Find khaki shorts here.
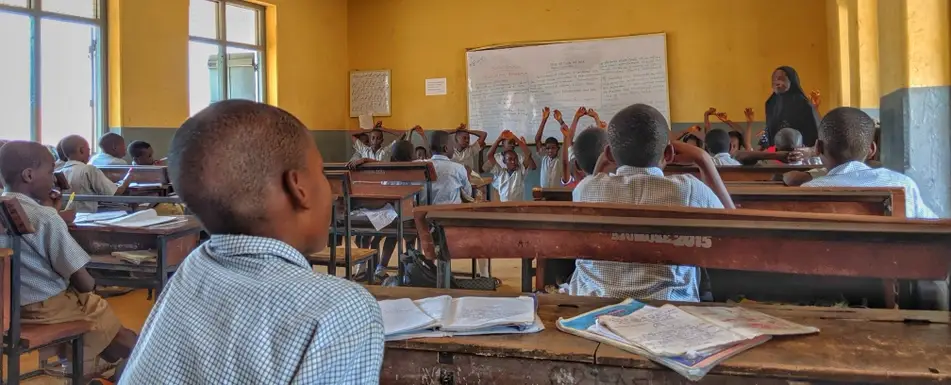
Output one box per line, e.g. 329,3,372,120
21,289,122,361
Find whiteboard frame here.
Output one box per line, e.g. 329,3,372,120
465,33,671,141
349,69,392,118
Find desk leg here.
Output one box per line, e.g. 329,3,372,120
521,259,533,293
156,235,168,300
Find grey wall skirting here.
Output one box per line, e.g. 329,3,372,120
880,86,951,217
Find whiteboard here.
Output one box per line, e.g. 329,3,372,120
350,70,392,117
466,34,669,142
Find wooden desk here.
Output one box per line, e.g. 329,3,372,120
351,183,423,230
414,203,951,294
373,286,951,384
470,176,493,202
98,165,173,196
69,216,203,299
666,165,815,182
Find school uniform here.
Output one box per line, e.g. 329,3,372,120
490,163,527,202
89,152,128,166
538,154,564,188
569,166,724,301
710,153,741,166
59,160,119,213
451,142,483,172
802,161,937,219
493,151,525,168
0,192,123,365
428,155,472,205
353,140,394,161
121,235,385,385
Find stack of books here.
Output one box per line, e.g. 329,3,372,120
557,300,818,381
379,295,544,341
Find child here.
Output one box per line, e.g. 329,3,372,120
801,107,937,219
705,129,741,165
774,127,822,165
449,123,488,172
414,146,429,160
89,133,129,166
349,133,370,162
533,107,564,188
121,100,384,384
0,141,138,378
351,122,402,161
562,107,607,188
568,103,734,301
483,131,537,202
58,135,134,213
127,140,162,166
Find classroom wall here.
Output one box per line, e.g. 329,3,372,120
346,0,830,131
107,0,350,160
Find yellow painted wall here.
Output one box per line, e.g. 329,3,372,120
108,0,348,130
347,0,830,129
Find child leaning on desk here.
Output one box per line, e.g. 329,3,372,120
567,103,734,302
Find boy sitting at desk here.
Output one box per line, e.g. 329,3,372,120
89,133,129,167
567,104,734,301
484,131,537,202
0,141,138,378
351,122,403,161
121,100,384,384
705,129,742,166
128,140,164,166
801,107,937,219
449,124,488,172
774,127,822,166
58,135,134,213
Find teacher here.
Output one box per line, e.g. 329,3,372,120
765,66,820,147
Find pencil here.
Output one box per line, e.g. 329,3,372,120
64,192,76,211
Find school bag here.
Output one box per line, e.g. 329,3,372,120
384,247,496,291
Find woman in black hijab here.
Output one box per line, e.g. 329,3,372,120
764,66,820,147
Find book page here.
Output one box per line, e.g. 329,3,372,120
95,209,177,228
442,296,535,332
598,304,749,357
414,295,452,323
378,298,439,336
75,211,127,224
680,306,820,338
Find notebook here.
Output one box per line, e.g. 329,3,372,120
94,209,178,228
380,295,542,341
111,250,157,265
75,211,127,224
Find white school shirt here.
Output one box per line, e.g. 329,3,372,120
802,161,938,219
539,154,564,188
89,152,128,166
59,160,119,213
710,153,741,166
353,140,394,161
379,157,471,206
490,163,527,202
451,142,484,172
569,166,724,301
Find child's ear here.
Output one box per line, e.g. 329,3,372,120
867,141,878,160
604,145,616,164
283,169,311,210
815,140,826,156
662,143,675,164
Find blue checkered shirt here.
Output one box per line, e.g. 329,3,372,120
802,161,938,219
568,166,724,301
120,235,384,385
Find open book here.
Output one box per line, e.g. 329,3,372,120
94,209,179,228
380,295,543,341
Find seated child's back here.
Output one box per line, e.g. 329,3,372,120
570,104,726,301
121,100,384,384
802,107,937,219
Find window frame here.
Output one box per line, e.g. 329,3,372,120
0,0,108,143
188,0,268,108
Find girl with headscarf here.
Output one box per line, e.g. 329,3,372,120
764,66,820,147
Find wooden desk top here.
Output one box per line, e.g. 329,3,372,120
351,184,423,200
371,286,951,383
0,248,11,258
69,216,203,235
470,176,493,189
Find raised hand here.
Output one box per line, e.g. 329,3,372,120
541,107,551,121
705,107,717,116
374,121,383,128
715,112,730,122
574,106,588,120
457,123,467,131
560,125,570,137
809,90,821,107
412,125,424,134
553,109,564,123
744,108,754,122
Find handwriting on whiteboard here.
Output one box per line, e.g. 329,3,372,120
610,233,713,248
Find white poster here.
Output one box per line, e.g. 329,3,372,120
425,78,448,96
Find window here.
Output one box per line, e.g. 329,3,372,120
0,0,106,145
188,0,266,115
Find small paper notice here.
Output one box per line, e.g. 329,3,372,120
425,78,447,96
359,113,374,129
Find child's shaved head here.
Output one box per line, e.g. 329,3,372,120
0,141,55,198
572,127,607,175
817,107,876,165
170,100,329,247
608,104,669,167
774,127,803,151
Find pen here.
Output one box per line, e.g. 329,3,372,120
64,192,76,211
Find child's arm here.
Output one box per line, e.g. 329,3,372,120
585,108,606,129
671,141,735,209
593,148,617,175
481,132,506,172
453,123,488,148
69,268,96,293
374,122,404,139
110,168,134,196
703,107,716,133
782,171,814,186
560,124,572,184
517,136,537,170
715,112,743,132
744,108,755,150
810,90,821,115
534,107,550,154
411,125,429,150
347,157,377,170
734,150,804,165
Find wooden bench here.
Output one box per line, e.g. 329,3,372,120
373,286,951,384
413,202,951,301
665,164,815,181
0,197,88,383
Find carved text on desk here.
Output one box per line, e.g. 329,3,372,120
610,233,713,248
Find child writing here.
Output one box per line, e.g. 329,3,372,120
0,141,138,380
568,103,733,301
121,100,384,384
89,133,129,166
58,135,134,213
